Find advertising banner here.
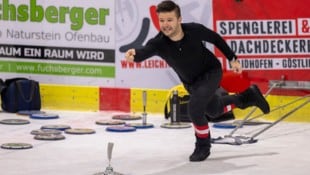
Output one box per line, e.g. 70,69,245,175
115,0,213,89
0,0,115,85
213,0,310,92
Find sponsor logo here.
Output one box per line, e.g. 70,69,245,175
0,0,110,31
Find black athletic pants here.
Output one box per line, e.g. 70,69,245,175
184,68,226,126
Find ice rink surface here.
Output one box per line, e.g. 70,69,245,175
1,110,310,175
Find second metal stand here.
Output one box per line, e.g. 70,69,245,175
126,90,154,129
161,90,191,129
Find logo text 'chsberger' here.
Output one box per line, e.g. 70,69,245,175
0,0,110,31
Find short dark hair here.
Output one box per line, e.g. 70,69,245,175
156,0,181,18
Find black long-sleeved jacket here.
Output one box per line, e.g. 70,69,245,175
134,23,236,84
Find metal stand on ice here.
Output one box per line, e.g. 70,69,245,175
126,90,154,129
161,90,191,129
94,142,123,175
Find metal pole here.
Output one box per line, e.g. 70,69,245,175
142,90,147,125
251,99,309,139
246,94,310,122
171,90,180,123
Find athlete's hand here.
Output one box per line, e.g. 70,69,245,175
230,60,242,74
125,49,136,62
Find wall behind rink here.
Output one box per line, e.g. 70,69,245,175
0,0,309,119
1,0,309,91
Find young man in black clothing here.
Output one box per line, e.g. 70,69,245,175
125,0,270,162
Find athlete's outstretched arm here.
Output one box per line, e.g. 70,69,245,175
124,38,159,62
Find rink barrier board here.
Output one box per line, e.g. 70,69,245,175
38,84,309,122
40,84,99,111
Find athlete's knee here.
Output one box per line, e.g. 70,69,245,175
190,115,208,125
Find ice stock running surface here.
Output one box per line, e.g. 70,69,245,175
1,110,310,175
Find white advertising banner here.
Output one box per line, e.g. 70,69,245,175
115,0,213,89
0,0,115,86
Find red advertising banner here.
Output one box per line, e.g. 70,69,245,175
213,0,310,94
